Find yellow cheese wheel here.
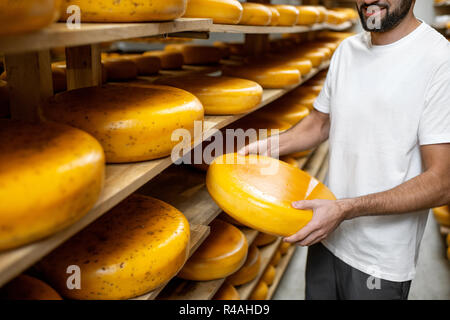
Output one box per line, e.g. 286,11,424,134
102,59,138,82
0,275,62,300
272,5,298,26
41,84,204,163
0,80,10,118
280,156,299,168
206,154,336,237
179,219,248,281
0,0,58,36
213,42,232,59
257,100,310,125
279,242,291,255
213,283,240,300
254,233,278,247
281,94,317,111
0,120,105,251
154,75,263,115
268,6,280,26
262,265,276,286
433,206,450,227
229,114,292,137
120,55,161,76
240,3,272,26
165,44,222,65
326,10,347,25
38,194,190,300
249,281,268,300
289,150,312,158
59,0,186,22
270,250,282,267
143,51,184,70
183,0,243,25
248,56,312,76
298,85,323,95
290,50,325,68
223,64,301,89
296,6,320,25
316,6,327,23
228,245,261,286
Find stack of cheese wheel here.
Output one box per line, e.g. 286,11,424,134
0,80,9,118
38,194,190,300
296,6,320,25
59,0,187,22
0,120,105,251
106,54,161,76
179,219,248,281
245,54,312,76
183,0,243,25
316,6,328,23
249,280,268,300
254,233,278,247
239,3,272,26
154,75,263,115
213,283,240,300
41,83,204,163
227,245,261,286
262,265,276,286
206,154,336,237
0,275,62,300
0,0,60,36
433,206,450,227
268,6,280,26
165,44,223,65
143,51,184,70
272,5,299,26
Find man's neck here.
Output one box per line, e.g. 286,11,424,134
370,14,422,46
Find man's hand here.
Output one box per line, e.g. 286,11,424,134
237,136,276,157
284,199,350,246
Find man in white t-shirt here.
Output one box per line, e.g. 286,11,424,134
240,0,450,299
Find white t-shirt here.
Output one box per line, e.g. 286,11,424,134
314,22,450,282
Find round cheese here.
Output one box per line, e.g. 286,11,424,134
248,56,312,76
316,6,327,23
279,242,291,255
272,5,299,26
154,75,263,115
178,219,248,281
183,0,243,25
240,3,272,26
213,283,240,300
254,233,278,247
227,245,261,286
0,275,62,300
0,120,105,251
0,0,58,36
206,154,336,237
262,265,276,286
41,84,204,163
0,80,10,118
293,50,325,67
121,55,161,76
289,150,312,158
280,156,299,168
249,281,268,300
59,0,187,22
433,206,450,227
268,6,280,26
213,42,232,59
223,64,301,89
38,194,190,300
298,85,323,95
102,59,138,82
296,6,320,25
270,250,282,267
257,100,310,125
143,51,184,70
229,114,292,137
165,44,222,65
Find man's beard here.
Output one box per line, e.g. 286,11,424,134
357,0,414,33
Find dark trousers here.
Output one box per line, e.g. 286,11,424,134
305,243,412,300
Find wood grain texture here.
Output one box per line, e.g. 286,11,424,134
267,245,296,299
66,44,102,90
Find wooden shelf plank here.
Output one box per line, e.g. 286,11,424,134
237,238,282,300
267,245,296,300
0,62,330,288
131,224,210,300
241,228,259,246
303,141,329,178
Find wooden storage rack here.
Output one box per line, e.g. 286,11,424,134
0,7,345,298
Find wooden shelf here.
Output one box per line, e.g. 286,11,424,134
208,23,325,34
267,245,296,300
435,1,450,7
0,18,213,55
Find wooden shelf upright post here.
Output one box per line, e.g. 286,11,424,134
65,44,102,90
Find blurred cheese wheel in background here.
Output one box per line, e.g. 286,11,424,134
165,44,223,65
120,54,161,75
154,75,263,115
41,84,204,163
223,63,301,89
280,156,299,168
290,50,325,67
59,0,187,22
0,80,10,118
143,51,184,70
256,99,310,125
270,250,281,267
262,265,276,286
298,85,323,95
246,55,312,76
0,120,105,251
316,6,327,23
279,242,291,255
240,3,272,26
213,42,232,59
229,114,292,137
178,219,248,281
206,154,336,237
0,275,62,300
289,150,312,158
183,0,243,25
296,6,320,25
272,5,299,26
433,206,450,227
227,245,261,286
38,194,190,300
254,233,278,247
0,0,58,36
213,283,240,300
249,281,268,300
102,59,138,82
268,6,280,26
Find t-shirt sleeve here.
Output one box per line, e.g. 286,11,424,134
418,60,450,145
